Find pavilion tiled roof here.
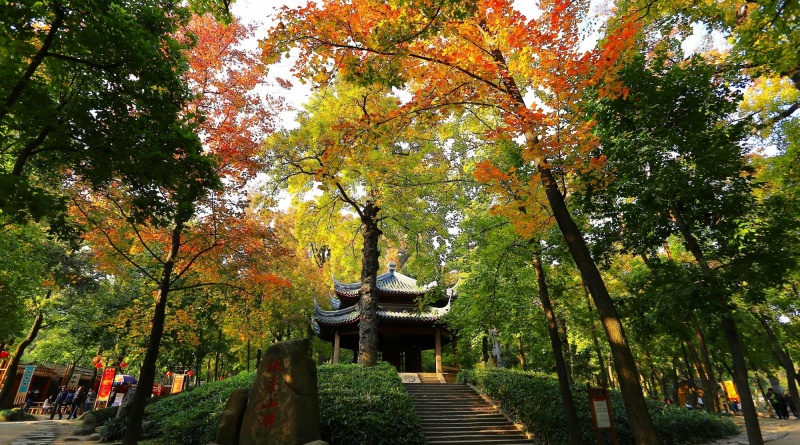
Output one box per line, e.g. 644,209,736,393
314,299,451,326
332,262,437,297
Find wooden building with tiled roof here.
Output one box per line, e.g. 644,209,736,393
313,262,454,373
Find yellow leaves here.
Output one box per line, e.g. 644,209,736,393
741,76,799,116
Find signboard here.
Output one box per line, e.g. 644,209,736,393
152,384,163,397
587,383,618,445
97,368,116,402
111,393,124,407
17,365,36,395
67,371,81,388
724,381,739,401
592,400,611,428
13,365,37,405
172,374,185,394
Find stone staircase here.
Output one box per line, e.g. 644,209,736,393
404,382,532,444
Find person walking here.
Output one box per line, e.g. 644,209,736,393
67,387,86,420
83,388,96,413
784,391,799,419
49,387,69,420
767,388,788,420
61,389,75,419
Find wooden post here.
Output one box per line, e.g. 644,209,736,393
587,383,619,445
435,328,442,374
333,330,341,364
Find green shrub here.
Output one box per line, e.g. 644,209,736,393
100,416,128,442
458,368,739,445
318,362,425,445
145,372,256,445
0,408,35,421
91,406,119,426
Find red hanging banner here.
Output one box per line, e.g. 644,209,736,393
97,368,117,402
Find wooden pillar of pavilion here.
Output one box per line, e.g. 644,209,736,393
333,329,341,364
435,328,442,374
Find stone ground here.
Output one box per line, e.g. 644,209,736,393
2,414,800,444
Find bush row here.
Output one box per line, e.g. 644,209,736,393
458,368,739,445
0,408,36,422
318,362,425,445
95,362,425,445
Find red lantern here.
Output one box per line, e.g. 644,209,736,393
187,370,194,377
95,362,103,369
166,371,173,377
120,362,128,368
0,350,9,359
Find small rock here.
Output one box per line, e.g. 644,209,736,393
215,388,248,445
88,432,102,441
116,387,137,419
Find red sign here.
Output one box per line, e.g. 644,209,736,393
172,374,185,394
97,368,117,402
152,384,163,396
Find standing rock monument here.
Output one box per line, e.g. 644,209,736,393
238,338,321,445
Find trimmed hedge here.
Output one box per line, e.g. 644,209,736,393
0,408,36,421
458,368,738,445
145,371,256,445
97,362,425,445
318,362,425,445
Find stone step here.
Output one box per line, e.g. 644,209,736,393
425,425,523,439
406,383,531,444
427,436,532,445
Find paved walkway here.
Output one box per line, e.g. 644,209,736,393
3,413,800,445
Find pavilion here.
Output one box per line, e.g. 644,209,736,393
313,262,455,373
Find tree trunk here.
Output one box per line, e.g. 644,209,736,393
670,206,762,444
195,328,204,386
516,336,526,371
122,222,182,445
0,292,49,409
723,315,764,445
532,251,583,445
584,284,608,386
556,311,574,385
757,313,800,415
681,342,699,406
482,36,657,442
357,199,382,367
536,160,659,444
692,318,721,412
685,336,714,411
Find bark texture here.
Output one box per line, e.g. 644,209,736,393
533,251,583,445
122,222,183,445
0,292,49,409
357,199,382,367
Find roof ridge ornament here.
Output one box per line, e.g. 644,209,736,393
388,261,396,273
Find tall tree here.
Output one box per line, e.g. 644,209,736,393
586,47,799,444
71,13,278,444
263,1,659,441
0,223,97,408
264,81,462,366
0,0,204,234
